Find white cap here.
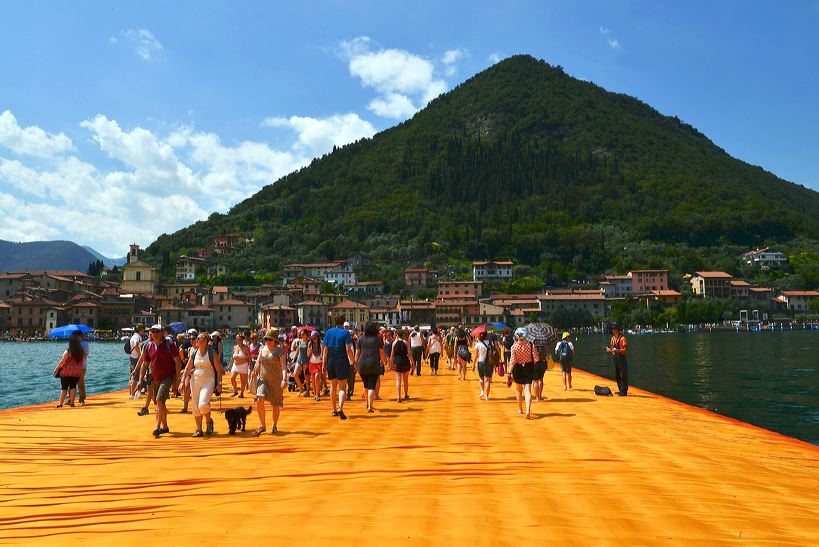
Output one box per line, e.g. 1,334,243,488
149,323,163,331
343,321,351,327
187,328,197,335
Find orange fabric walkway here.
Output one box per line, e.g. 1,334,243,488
1,367,817,545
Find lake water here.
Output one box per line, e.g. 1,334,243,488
0,333,817,445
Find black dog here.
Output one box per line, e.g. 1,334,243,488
225,405,252,435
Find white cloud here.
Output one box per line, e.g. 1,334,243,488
263,113,376,156
120,28,163,61
338,36,457,119
488,52,501,64
441,48,468,76
0,110,319,255
600,26,621,49
0,110,73,158
367,93,417,119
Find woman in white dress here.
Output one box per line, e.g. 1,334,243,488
180,333,223,437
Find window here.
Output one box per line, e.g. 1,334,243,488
136,271,142,281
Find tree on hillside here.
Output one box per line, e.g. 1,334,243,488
87,259,104,277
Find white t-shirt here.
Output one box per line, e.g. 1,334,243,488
409,331,424,348
554,341,574,354
130,333,143,359
475,340,489,362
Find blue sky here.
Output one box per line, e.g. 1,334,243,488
1,0,818,257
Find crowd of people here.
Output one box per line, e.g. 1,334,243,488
53,319,631,436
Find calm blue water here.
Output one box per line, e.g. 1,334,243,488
0,333,817,445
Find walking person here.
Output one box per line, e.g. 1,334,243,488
177,332,193,413
409,326,425,376
307,331,324,401
388,328,412,402
354,322,386,413
228,334,251,398
427,327,442,376
253,329,287,435
180,332,222,437
454,327,471,381
531,340,549,402
322,316,355,420
606,324,629,396
141,324,183,437
509,328,536,419
74,330,89,406
555,332,575,391
475,331,500,401
128,324,145,398
53,333,85,408
290,329,310,396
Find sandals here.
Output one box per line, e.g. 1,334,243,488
253,426,265,437
55,404,63,408
270,426,277,434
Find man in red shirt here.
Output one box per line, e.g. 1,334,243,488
142,324,183,437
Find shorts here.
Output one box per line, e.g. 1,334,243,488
393,359,411,374
309,361,323,375
231,362,249,374
360,373,379,390
60,376,80,390
326,351,349,381
152,377,173,402
560,361,573,374
477,361,493,378
534,361,548,380
511,363,533,385
129,357,140,378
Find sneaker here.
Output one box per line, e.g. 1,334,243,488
338,409,347,420
137,407,149,416
479,391,485,398
152,428,161,437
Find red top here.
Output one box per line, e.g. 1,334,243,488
146,340,179,381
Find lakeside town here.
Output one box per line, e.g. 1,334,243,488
1,237,817,339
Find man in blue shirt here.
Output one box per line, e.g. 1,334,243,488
322,316,355,420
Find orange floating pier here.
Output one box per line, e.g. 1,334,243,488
1,368,817,545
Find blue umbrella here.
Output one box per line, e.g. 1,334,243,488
48,324,93,338
169,322,185,334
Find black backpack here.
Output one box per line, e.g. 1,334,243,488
594,385,613,396
124,335,136,355
557,341,573,364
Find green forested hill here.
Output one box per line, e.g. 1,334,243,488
146,55,819,288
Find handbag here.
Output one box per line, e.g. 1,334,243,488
495,363,505,377
53,365,62,378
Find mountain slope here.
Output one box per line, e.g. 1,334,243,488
81,246,127,268
145,55,819,281
0,240,100,272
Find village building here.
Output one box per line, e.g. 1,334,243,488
0,272,29,299
329,300,370,328
175,255,207,280
435,298,479,328
213,234,248,254
207,262,228,278
404,268,438,288
346,281,384,297
295,300,328,328
538,292,607,320
729,280,751,299
397,301,436,326
0,301,12,329
629,270,670,294
690,272,734,298
370,308,401,328
66,301,99,328
776,291,819,313
599,274,632,298
437,280,483,299
472,261,513,282
740,248,788,269
282,261,355,285
213,299,255,329
260,304,296,330
120,245,160,295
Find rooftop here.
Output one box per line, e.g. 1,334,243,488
779,291,819,297
694,271,734,279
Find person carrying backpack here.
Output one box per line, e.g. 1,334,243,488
554,332,575,391
179,332,223,437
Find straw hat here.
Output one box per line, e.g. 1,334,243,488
562,332,570,340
